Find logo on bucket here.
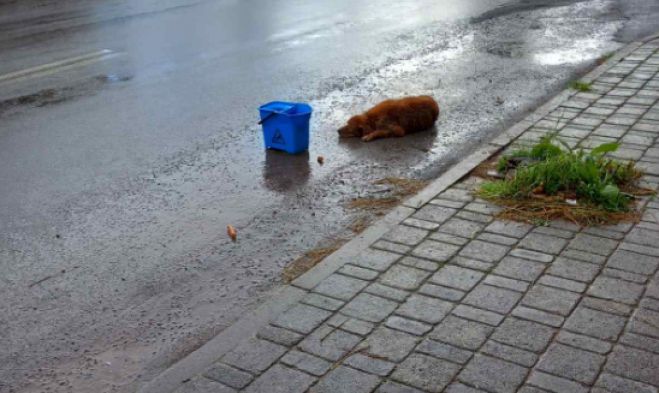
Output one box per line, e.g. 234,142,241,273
272,129,286,145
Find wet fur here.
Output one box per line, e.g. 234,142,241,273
338,96,439,142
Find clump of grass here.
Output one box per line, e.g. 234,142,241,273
478,135,651,225
568,80,592,92
596,52,614,65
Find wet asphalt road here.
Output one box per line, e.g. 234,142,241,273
1,0,659,391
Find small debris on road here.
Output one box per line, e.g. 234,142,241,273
317,155,324,165
227,225,237,242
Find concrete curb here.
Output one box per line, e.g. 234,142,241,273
139,32,659,393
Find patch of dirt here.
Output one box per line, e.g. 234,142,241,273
281,239,347,283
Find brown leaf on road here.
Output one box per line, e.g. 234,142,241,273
227,225,237,241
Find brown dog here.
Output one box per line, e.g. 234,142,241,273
338,96,439,142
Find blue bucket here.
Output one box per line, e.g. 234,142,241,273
259,101,312,154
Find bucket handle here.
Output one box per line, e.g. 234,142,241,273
258,111,276,125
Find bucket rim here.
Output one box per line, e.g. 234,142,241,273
259,101,312,116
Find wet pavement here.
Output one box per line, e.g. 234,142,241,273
1,0,658,392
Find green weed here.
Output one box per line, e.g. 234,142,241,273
568,80,592,92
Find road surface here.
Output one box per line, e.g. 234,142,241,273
1,0,658,391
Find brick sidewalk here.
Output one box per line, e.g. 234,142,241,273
176,38,659,393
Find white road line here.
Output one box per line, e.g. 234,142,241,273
0,49,118,84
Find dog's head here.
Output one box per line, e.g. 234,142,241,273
338,115,370,138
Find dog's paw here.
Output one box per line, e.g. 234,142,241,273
361,134,375,142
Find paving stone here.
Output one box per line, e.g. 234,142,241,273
564,305,626,340
373,240,412,254
522,285,580,315
399,256,440,271
605,345,659,386
603,267,648,283
272,303,333,334
203,363,253,389
382,225,429,246
509,248,554,263
303,293,345,311
429,231,471,246
458,354,528,393
412,240,461,262
445,383,488,393
403,218,441,231
511,306,564,327
362,326,419,362
338,265,379,281
417,338,472,364
395,294,453,324
280,350,332,376
491,317,555,352
533,226,575,239
464,201,502,215
364,283,409,302
257,324,303,347
412,205,457,224
641,297,659,311
609,249,659,276
536,343,605,384
344,353,396,376
310,365,380,393
430,198,468,209
244,365,316,393
173,376,236,393
518,233,568,255
561,249,607,264
222,338,287,373
515,387,548,393
379,265,430,290
627,227,659,247
596,372,658,393
451,256,494,271
392,353,460,392
556,331,612,354
463,284,522,314
452,304,505,326
569,233,619,255
476,232,518,246
630,308,659,338
527,371,588,393
494,257,546,281
547,257,600,282
376,381,425,393
430,265,484,291
538,275,587,292
342,293,399,322
459,240,510,263
581,296,632,316
385,315,432,336
588,276,644,304
430,315,494,350
620,241,659,257
483,275,529,292
419,283,465,301
620,331,659,354
583,226,628,239
481,340,538,367
299,325,362,361
440,188,475,202
439,218,485,238
456,210,493,223
352,249,402,272
313,274,369,301
327,316,374,336
485,220,533,238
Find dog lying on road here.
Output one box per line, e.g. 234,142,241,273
338,96,439,142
